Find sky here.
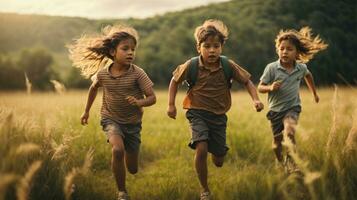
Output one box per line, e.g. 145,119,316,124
0,0,230,19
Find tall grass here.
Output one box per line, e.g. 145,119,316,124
0,87,356,199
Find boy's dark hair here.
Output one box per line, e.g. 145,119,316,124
194,19,228,45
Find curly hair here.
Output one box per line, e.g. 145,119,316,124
275,26,328,63
194,19,229,45
67,25,139,78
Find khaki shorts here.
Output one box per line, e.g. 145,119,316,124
266,105,301,136
186,109,229,157
100,118,142,152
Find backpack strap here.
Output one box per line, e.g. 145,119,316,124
186,56,233,89
220,56,233,88
186,56,199,89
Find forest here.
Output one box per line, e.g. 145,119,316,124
0,0,355,90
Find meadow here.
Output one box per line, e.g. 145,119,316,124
0,87,356,200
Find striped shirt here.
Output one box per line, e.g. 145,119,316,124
173,56,251,115
95,64,154,124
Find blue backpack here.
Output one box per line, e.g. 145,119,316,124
185,55,233,89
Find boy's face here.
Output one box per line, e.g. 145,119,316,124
197,35,223,65
278,40,298,67
111,38,136,66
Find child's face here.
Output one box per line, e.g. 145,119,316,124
197,35,223,65
278,40,298,66
111,38,136,66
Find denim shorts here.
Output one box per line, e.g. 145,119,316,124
100,118,142,152
266,105,301,136
186,109,229,157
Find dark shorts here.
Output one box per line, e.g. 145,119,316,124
266,105,301,136
100,118,142,152
186,109,229,157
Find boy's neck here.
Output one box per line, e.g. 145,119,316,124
202,58,220,68
280,60,295,70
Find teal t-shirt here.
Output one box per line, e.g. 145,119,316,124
260,60,310,112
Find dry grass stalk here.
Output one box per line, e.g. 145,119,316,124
0,173,19,199
344,109,357,154
51,135,80,160
16,160,42,200
50,80,66,94
15,143,41,155
326,84,338,156
64,148,94,200
64,168,79,200
24,72,32,95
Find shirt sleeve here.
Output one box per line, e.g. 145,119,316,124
260,64,273,84
229,60,251,84
137,68,154,92
301,63,311,76
91,73,102,88
172,60,190,84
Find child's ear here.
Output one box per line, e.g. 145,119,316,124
196,44,201,54
109,48,116,57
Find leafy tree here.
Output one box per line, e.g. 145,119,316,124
17,48,57,90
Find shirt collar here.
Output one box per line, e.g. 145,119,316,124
107,63,133,78
198,55,222,72
277,59,300,73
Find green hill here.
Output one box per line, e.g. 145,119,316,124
0,0,355,89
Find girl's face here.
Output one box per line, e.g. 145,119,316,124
111,38,136,66
197,35,223,66
278,40,298,67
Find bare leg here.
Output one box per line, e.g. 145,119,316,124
272,133,284,162
109,135,126,192
195,141,209,192
211,155,224,167
125,151,139,174
283,117,297,152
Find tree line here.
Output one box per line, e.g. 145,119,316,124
0,0,355,90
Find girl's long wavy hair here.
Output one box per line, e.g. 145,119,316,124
67,25,139,78
194,19,229,45
275,26,328,63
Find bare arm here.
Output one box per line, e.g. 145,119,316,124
167,77,179,119
81,81,100,125
244,80,264,112
257,81,282,93
304,73,319,103
127,87,156,107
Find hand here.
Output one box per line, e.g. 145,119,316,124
80,112,89,125
167,105,177,119
126,96,142,107
314,94,319,103
254,100,264,112
270,80,282,91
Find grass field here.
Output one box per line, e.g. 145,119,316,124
0,87,356,200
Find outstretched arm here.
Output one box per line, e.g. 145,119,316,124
167,77,179,119
244,80,264,112
304,73,319,103
81,81,100,125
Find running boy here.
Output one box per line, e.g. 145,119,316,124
167,19,264,200
258,27,327,173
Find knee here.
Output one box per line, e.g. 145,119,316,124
213,160,224,167
112,147,124,160
128,166,138,174
195,143,208,161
